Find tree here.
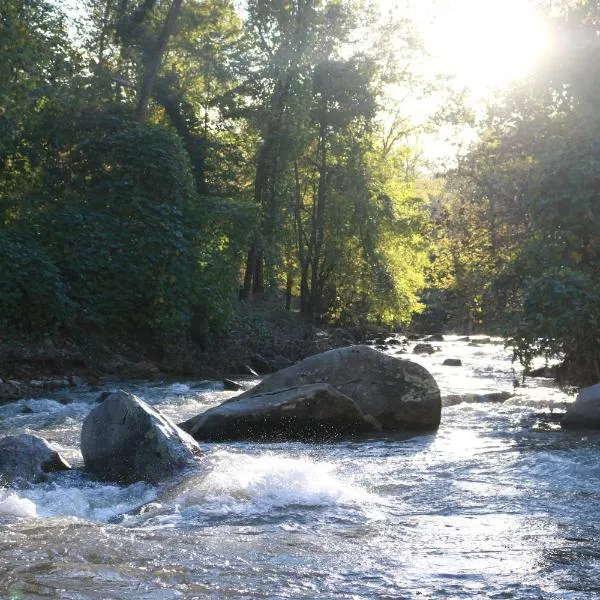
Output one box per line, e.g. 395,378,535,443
434,1,600,381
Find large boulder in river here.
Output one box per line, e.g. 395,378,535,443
181,383,377,441
0,434,71,485
561,383,600,429
227,345,441,432
81,390,201,483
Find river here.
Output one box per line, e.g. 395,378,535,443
1,336,599,599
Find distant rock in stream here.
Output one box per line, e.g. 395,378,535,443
443,358,462,367
182,345,441,440
413,343,437,355
0,434,71,485
442,391,513,408
81,390,201,484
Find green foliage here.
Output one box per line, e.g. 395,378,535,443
0,230,70,332
431,1,600,381
0,0,440,368
510,267,600,377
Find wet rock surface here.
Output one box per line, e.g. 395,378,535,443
181,383,376,441
0,434,71,485
81,390,201,483
229,345,441,432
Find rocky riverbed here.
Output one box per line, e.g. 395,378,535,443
2,336,599,599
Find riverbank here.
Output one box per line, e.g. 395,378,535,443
0,301,397,403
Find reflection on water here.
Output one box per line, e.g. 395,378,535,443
1,337,600,599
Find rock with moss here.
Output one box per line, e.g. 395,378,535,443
81,390,201,483
181,383,377,442
0,434,71,485
226,345,441,432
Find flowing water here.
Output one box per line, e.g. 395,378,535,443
1,337,599,599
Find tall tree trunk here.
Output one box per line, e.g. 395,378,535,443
285,271,293,310
309,110,328,320
135,0,183,123
293,161,312,317
240,70,297,300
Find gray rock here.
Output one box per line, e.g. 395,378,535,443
0,434,71,485
81,390,201,483
413,343,436,355
442,391,513,407
224,345,440,432
95,391,113,403
424,334,444,342
470,336,492,344
561,383,600,429
443,358,463,367
269,355,294,372
223,378,243,391
181,383,376,441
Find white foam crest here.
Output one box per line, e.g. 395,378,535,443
174,450,374,517
19,481,158,522
0,489,38,518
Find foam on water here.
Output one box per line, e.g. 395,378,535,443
128,449,377,527
0,488,38,518
201,449,371,507
24,480,158,521
166,382,192,394
0,473,158,523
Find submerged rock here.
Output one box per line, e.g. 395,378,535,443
181,383,376,441
81,390,201,484
0,434,71,485
442,391,513,408
561,383,600,429
221,345,441,432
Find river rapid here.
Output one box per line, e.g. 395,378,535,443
1,337,599,599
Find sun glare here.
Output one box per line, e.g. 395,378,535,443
411,0,549,91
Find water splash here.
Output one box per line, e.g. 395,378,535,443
0,488,38,518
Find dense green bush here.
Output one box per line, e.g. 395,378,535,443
2,106,252,350
0,230,70,332
509,267,600,384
